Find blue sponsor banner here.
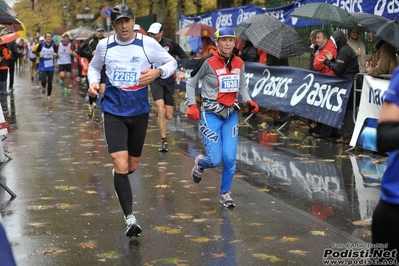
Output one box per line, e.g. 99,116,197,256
177,61,353,129
307,0,399,21
180,5,265,28
266,1,323,27
181,1,399,29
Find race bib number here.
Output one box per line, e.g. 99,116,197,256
43,58,54,68
112,67,140,87
218,75,239,93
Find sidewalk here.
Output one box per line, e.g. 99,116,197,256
0,70,372,265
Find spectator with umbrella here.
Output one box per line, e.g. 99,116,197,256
352,13,398,77
0,33,12,94
366,32,397,77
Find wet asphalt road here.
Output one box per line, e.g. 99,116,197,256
0,68,386,265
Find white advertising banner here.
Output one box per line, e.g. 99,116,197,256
349,76,390,150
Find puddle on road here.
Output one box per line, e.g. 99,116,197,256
169,99,387,242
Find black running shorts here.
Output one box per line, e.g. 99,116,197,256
150,80,175,106
103,112,149,156
58,64,72,73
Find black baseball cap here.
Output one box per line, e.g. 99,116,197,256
110,4,134,23
94,24,105,31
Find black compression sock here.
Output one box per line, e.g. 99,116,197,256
113,172,132,216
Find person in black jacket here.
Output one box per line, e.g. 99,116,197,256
316,30,359,142
240,41,258,62
148,22,188,152
79,24,105,117
7,39,17,90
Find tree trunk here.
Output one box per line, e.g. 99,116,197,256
217,0,233,9
195,0,202,15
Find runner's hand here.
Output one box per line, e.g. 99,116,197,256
139,68,160,85
88,83,100,97
187,105,200,120
246,100,259,114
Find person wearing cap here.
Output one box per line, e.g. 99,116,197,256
147,22,188,152
79,24,105,117
133,24,140,33
186,26,259,208
57,34,76,91
36,32,58,102
87,4,177,238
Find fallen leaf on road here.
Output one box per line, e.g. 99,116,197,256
202,210,216,215
155,184,170,188
349,219,370,226
212,253,226,258
281,236,300,242
55,185,77,191
29,205,52,210
258,188,270,192
80,212,100,216
96,251,120,259
191,237,210,243
289,250,309,256
310,230,327,236
29,222,51,227
42,248,68,255
57,203,75,209
84,190,97,194
253,253,283,262
249,222,263,226
154,226,181,234
79,242,96,249
192,218,208,223
170,213,193,220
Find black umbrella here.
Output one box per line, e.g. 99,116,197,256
368,20,399,50
244,21,307,59
0,9,19,25
350,13,391,33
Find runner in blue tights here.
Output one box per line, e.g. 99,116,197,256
185,27,259,208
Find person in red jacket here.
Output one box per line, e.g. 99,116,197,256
0,42,11,95
313,30,337,75
311,30,340,140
